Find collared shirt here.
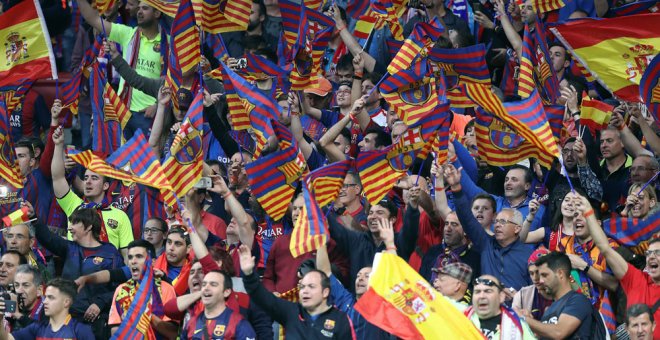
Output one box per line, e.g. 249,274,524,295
598,155,632,213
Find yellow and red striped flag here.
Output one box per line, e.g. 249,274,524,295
69,150,135,183
532,0,565,13
2,206,30,227
103,83,132,133
93,0,117,15
354,252,484,339
191,0,251,33
580,97,613,135
171,0,201,74
0,0,57,87
551,13,660,102
141,0,180,17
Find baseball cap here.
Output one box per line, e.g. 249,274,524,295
303,77,332,97
528,247,550,266
175,88,194,112
432,262,473,284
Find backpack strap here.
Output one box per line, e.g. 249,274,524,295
651,298,660,314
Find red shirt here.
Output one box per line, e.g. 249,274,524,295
202,211,227,239
620,263,660,339
408,211,443,271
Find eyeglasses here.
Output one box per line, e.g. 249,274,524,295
342,183,359,189
143,228,164,234
473,277,503,290
494,219,520,226
645,249,660,257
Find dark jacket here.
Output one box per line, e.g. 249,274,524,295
328,206,420,287
34,222,124,315
242,271,355,340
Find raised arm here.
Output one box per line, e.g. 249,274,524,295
149,86,171,154
611,108,654,158
212,175,254,248
288,93,314,159
520,198,545,243
495,0,522,58
575,193,629,279
332,4,376,72
74,0,112,37
315,243,332,276
444,164,489,250
319,113,352,163
431,161,452,219
50,126,70,198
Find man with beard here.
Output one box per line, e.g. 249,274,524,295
75,0,166,136
516,252,594,339
154,227,194,296
512,248,554,321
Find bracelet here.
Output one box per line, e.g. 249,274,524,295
386,246,397,251
435,187,445,192
616,124,625,131
583,209,594,218
222,191,233,200
352,74,362,80
354,71,364,78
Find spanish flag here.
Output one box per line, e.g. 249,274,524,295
551,13,660,102
2,206,30,228
580,98,613,135
354,252,484,339
0,0,57,87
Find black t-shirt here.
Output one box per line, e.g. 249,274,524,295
540,291,593,339
479,314,501,340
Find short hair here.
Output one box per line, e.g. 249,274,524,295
500,208,523,226
364,127,392,148
535,251,572,276
433,36,453,49
304,269,331,291
649,238,660,247
635,154,660,171
375,196,398,219
548,41,571,62
146,217,168,233
508,164,533,184
46,278,77,302
208,269,233,291
208,246,236,276
451,27,474,48
167,226,191,246
629,183,658,202
2,250,27,265
127,239,156,259
14,138,37,159
16,264,43,287
346,171,361,187
336,53,354,72
626,304,654,324
338,128,351,144
472,193,496,211
69,208,102,240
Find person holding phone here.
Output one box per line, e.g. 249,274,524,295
0,279,94,340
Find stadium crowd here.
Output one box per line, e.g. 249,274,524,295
0,0,658,339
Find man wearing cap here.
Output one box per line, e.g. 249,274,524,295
512,248,553,321
432,262,472,305
464,275,536,339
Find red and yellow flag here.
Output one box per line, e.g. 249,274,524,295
2,206,30,227
0,0,57,87
354,253,484,339
551,13,660,102
581,98,613,135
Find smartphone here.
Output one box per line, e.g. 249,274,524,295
0,186,8,199
193,177,213,189
3,300,16,314
473,2,483,13
66,145,76,156
236,58,248,69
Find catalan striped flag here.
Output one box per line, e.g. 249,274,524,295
371,0,404,40
435,114,453,165
289,173,327,257
245,139,304,221
380,59,439,126
580,98,613,135
474,108,549,166
304,0,327,11
162,90,204,199
189,0,251,33
466,83,559,167
446,84,476,109
59,35,103,114
220,61,278,156
609,0,659,17
354,253,485,339
68,150,135,183
640,53,660,124
357,144,410,205
532,0,565,13
388,18,444,74
106,130,175,205
89,63,121,157
518,21,561,104
0,0,58,87
308,159,352,208
93,0,116,15
272,119,308,177
573,58,596,83
103,82,132,134
142,0,179,17
2,206,30,227
602,210,660,247
110,258,155,340
171,0,200,74
550,14,660,102
427,44,491,85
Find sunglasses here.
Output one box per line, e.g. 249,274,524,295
473,277,503,290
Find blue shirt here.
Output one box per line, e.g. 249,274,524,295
183,307,256,340
453,190,533,290
12,315,95,340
